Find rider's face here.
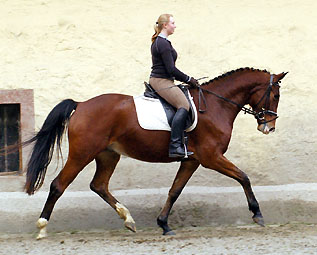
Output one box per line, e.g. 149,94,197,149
164,16,176,36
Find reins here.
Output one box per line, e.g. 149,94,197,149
198,85,268,120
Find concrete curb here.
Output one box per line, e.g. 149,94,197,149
1,183,317,234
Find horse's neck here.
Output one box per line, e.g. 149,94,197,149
200,72,261,123
209,72,263,105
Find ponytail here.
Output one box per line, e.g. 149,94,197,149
151,23,160,43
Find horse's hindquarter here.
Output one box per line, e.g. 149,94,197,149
69,93,176,163
68,94,131,157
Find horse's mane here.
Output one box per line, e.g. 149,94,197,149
201,67,270,86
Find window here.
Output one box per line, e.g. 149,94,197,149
0,104,21,172
0,90,34,175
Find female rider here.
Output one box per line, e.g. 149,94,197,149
149,14,199,158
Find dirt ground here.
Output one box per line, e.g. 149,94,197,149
1,223,317,255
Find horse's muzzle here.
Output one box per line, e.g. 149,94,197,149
257,123,275,135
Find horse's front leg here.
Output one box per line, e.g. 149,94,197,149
157,160,200,235
202,154,264,226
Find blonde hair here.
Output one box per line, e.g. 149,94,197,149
151,14,173,43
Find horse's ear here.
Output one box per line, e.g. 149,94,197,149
275,72,288,82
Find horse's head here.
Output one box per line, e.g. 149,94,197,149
249,72,288,135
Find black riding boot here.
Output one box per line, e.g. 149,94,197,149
169,108,194,158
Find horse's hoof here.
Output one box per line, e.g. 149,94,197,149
253,216,265,227
36,234,47,240
163,230,176,236
36,232,47,240
125,221,137,233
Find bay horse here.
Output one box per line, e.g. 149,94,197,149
23,68,287,239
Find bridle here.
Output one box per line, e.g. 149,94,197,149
196,74,280,125
251,74,279,124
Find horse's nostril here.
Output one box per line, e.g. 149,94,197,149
269,127,275,132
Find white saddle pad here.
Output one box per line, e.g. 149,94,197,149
133,93,198,132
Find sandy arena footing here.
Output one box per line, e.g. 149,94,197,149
1,183,317,234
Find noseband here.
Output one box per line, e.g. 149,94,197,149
197,74,279,125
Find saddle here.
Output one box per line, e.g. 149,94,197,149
143,82,196,130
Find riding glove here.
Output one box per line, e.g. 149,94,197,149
188,77,200,88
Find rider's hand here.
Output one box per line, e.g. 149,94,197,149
188,77,200,88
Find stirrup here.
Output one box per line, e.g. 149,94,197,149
169,147,194,158
183,141,193,158
169,152,194,158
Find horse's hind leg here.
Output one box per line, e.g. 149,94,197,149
90,150,136,232
157,160,200,235
36,159,88,239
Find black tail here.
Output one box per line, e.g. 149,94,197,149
24,99,77,195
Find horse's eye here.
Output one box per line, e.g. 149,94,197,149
274,94,280,100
